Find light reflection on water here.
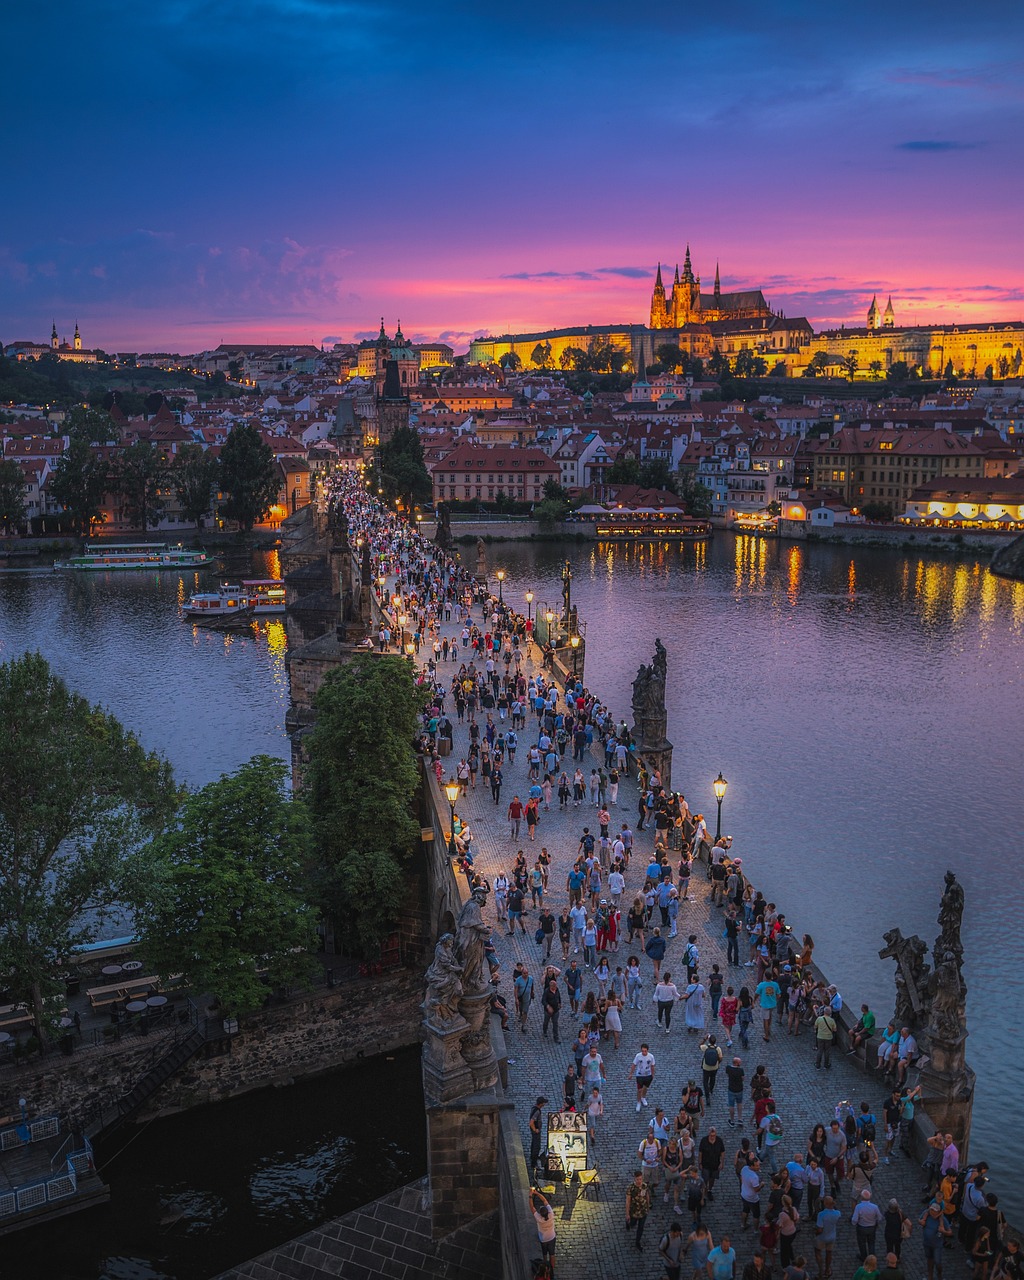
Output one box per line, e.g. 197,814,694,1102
496,532,1024,1219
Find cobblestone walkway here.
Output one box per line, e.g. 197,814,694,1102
417,593,966,1280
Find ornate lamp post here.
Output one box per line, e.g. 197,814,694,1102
525,590,534,624
444,778,460,860
570,633,581,677
713,772,728,841
545,609,554,647
496,569,505,604
561,559,572,631
405,640,416,663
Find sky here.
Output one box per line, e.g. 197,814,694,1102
3,0,1023,353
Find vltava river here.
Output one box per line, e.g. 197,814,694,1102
494,534,1024,1218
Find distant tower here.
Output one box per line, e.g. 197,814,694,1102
73,321,81,351
390,319,420,389
51,321,58,350
374,317,391,390
673,245,701,326
649,263,669,329
883,296,895,329
867,295,881,330
377,358,410,446
714,262,721,307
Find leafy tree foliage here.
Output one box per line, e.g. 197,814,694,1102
0,654,179,1033
372,425,433,510
654,343,685,371
498,352,522,372
66,404,118,444
305,655,427,955
48,437,109,536
606,456,640,485
219,422,280,532
677,473,713,518
136,757,317,1016
560,346,588,371
116,440,169,530
734,349,768,378
172,444,221,529
0,459,27,533
530,341,553,369
861,501,894,522
803,351,832,378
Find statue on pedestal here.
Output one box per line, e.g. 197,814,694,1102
632,638,669,747
455,887,491,995
435,503,452,552
475,538,487,579
423,933,464,1023
925,871,968,1046
879,928,931,1030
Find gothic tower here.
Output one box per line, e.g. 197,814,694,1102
649,264,668,329
883,296,895,329
73,321,81,351
51,321,58,350
867,295,881,331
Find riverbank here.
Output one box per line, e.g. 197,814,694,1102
777,517,1016,554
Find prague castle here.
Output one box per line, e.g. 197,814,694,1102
649,246,772,328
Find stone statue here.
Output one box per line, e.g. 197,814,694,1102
561,559,572,624
455,887,491,995
879,928,931,1030
423,933,464,1023
475,537,487,577
632,638,668,743
925,871,968,1044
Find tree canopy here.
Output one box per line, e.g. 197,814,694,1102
0,654,179,1033
372,425,432,510
135,757,318,1016
116,440,168,530
305,654,426,954
219,422,280,532
172,443,221,529
48,437,109,536
0,459,27,534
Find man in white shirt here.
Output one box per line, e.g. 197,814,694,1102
609,867,625,905
569,902,588,953
739,1157,762,1228
895,1028,918,1085
629,1044,656,1112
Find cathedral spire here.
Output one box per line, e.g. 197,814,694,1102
674,263,680,285
682,244,694,283
714,262,721,300
655,262,663,288
378,316,387,340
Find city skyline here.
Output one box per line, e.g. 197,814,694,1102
3,0,1022,351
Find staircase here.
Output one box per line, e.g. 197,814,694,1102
88,1011,208,1141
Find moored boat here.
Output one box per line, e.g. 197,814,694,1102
56,543,209,571
183,579,285,619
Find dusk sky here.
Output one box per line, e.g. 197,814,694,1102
4,0,1022,352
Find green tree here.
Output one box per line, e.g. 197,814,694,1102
803,351,832,378
888,361,910,384
734,349,768,378
638,459,678,493
0,459,27,534
869,360,884,380
305,655,427,955
844,352,859,381
708,349,730,379
543,478,570,502
560,346,588,371
136,757,318,1017
498,352,522,372
677,473,713,518
49,437,109,536
0,654,179,1034
374,425,433,510
66,404,117,444
862,501,894,522
172,444,220,529
116,440,169,530
587,340,615,373
606,456,641,486
530,341,553,369
654,343,685,371
219,422,280,532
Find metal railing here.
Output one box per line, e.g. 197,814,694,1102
0,1113,59,1151
0,1132,94,1220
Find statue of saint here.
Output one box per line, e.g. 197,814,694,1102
423,933,464,1023
435,503,452,551
456,887,491,995
632,638,668,741
475,538,487,576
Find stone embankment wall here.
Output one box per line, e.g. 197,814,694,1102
1,970,423,1128
778,518,1015,554
420,519,596,542
990,532,1024,580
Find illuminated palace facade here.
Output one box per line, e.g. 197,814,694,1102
468,251,1024,380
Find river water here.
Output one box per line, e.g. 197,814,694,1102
493,533,1024,1219
1,537,1021,1251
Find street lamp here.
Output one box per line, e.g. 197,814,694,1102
713,772,728,841
496,569,505,604
525,590,534,624
570,632,581,677
444,778,460,860
405,641,416,662
545,609,554,645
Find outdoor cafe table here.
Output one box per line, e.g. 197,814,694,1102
121,961,143,973
125,1001,147,1014
101,966,122,976
146,996,167,1009
0,1033,10,1046
59,1017,74,1028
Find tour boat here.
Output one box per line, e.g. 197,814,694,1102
56,543,210,571
183,579,286,618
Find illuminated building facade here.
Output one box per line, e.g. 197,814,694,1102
649,246,773,329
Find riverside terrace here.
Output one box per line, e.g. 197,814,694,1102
406,585,986,1280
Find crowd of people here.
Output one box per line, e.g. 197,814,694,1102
329,478,1013,1280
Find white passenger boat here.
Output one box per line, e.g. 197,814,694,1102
56,543,210,571
183,579,285,618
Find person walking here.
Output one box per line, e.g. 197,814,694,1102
852,1189,885,1262
660,1221,687,1280
707,1236,737,1280
725,1057,745,1128
814,1004,838,1070
541,977,562,1042
528,1096,547,1170
626,1170,652,1252
701,1035,723,1101
656,973,682,1033
754,974,780,1043
630,1043,656,1112
507,795,523,839
514,967,534,1032
814,1195,842,1280
699,1126,726,1201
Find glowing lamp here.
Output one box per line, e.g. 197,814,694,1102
713,773,728,802
444,779,460,809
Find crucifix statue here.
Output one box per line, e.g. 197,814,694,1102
879,928,931,1031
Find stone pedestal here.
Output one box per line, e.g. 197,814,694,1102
637,739,674,791
425,1093,502,1240
457,991,498,1091
920,1062,976,1161
421,1015,473,1106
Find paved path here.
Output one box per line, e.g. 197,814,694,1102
413,590,967,1280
